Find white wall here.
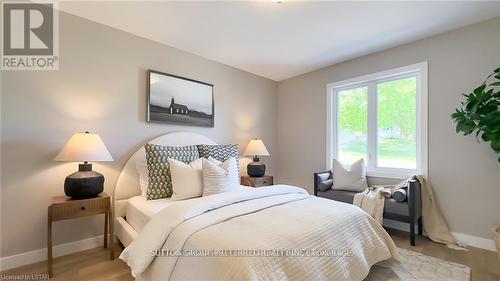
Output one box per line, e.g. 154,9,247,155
276,18,500,241
0,12,277,259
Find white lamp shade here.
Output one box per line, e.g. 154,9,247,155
243,139,270,157
55,132,113,162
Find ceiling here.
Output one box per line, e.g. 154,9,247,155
59,1,500,81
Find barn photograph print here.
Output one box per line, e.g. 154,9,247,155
147,70,214,127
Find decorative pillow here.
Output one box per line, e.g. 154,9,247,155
168,158,204,201
332,158,368,192
202,157,239,196
318,179,333,192
145,144,199,200
135,161,148,196
197,144,240,175
392,178,409,202
317,173,331,182
392,188,407,202
207,157,239,184
197,143,239,165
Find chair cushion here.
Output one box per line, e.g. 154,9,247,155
318,189,409,216
317,189,356,204
384,198,409,216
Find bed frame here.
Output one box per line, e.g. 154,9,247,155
113,132,216,247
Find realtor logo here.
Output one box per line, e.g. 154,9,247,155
1,1,59,70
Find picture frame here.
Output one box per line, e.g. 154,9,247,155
147,70,214,127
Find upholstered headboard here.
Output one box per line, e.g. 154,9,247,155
113,132,216,218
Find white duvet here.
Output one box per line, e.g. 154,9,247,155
120,185,398,281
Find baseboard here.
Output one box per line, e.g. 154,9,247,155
0,235,104,271
451,232,497,252
383,219,496,252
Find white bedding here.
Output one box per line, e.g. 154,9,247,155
120,185,398,281
126,196,175,232
126,185,252,232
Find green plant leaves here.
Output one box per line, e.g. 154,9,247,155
451,67,500,161
491,140,500,153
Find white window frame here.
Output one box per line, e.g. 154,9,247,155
326,62,428,179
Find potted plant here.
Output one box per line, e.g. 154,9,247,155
451,67,500,262
452,68,500,160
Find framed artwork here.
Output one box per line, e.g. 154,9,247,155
147,70,214,127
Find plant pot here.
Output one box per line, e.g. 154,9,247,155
494,226,500,265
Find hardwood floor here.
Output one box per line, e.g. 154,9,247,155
389,228,500,281
2,229,499,280
1,243,132,281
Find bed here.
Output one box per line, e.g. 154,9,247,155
113,132,398,281
126,186,251,233
114,132,217,246
126,195,173,232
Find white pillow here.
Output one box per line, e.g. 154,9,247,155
206,157,240,184
168,158,204,201
135,161,148,196
332,158,368,192
207,156,222,165
202,157,239,196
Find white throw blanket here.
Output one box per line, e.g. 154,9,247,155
353,186,392,224
354,176,466,250
408,175,467,250
120,185,398,281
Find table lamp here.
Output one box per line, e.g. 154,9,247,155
243,139,270,177
54,132,113,199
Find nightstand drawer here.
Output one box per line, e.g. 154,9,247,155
241,175,273,187
51,197,109,221
253,177,272,186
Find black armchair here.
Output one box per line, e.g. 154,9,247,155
314,171,423,246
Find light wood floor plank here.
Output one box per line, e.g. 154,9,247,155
2,229,499,280
389,229,500,281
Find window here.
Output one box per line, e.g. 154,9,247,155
337,86,368,165
327,62,428,178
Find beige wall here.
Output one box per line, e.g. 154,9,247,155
1,10,499,260
276,18,500,240
0,13,277,258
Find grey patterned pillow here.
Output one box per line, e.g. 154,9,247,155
145,144,199,200
197,144,239,161
197,144,240,172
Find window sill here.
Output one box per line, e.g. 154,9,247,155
334,163,415,179
366,171,414,179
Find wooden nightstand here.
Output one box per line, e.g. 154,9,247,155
241,175,274,187
47,193,113,277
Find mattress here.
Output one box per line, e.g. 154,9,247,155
126,196,175,232
126,185,253,232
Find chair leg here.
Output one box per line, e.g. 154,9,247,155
418,217,423,236
410,222,416,246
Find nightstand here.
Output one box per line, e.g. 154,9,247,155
47,193,113,277
241,175,274,187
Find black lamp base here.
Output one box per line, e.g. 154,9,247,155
64,163,104,199
247,157,266,177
